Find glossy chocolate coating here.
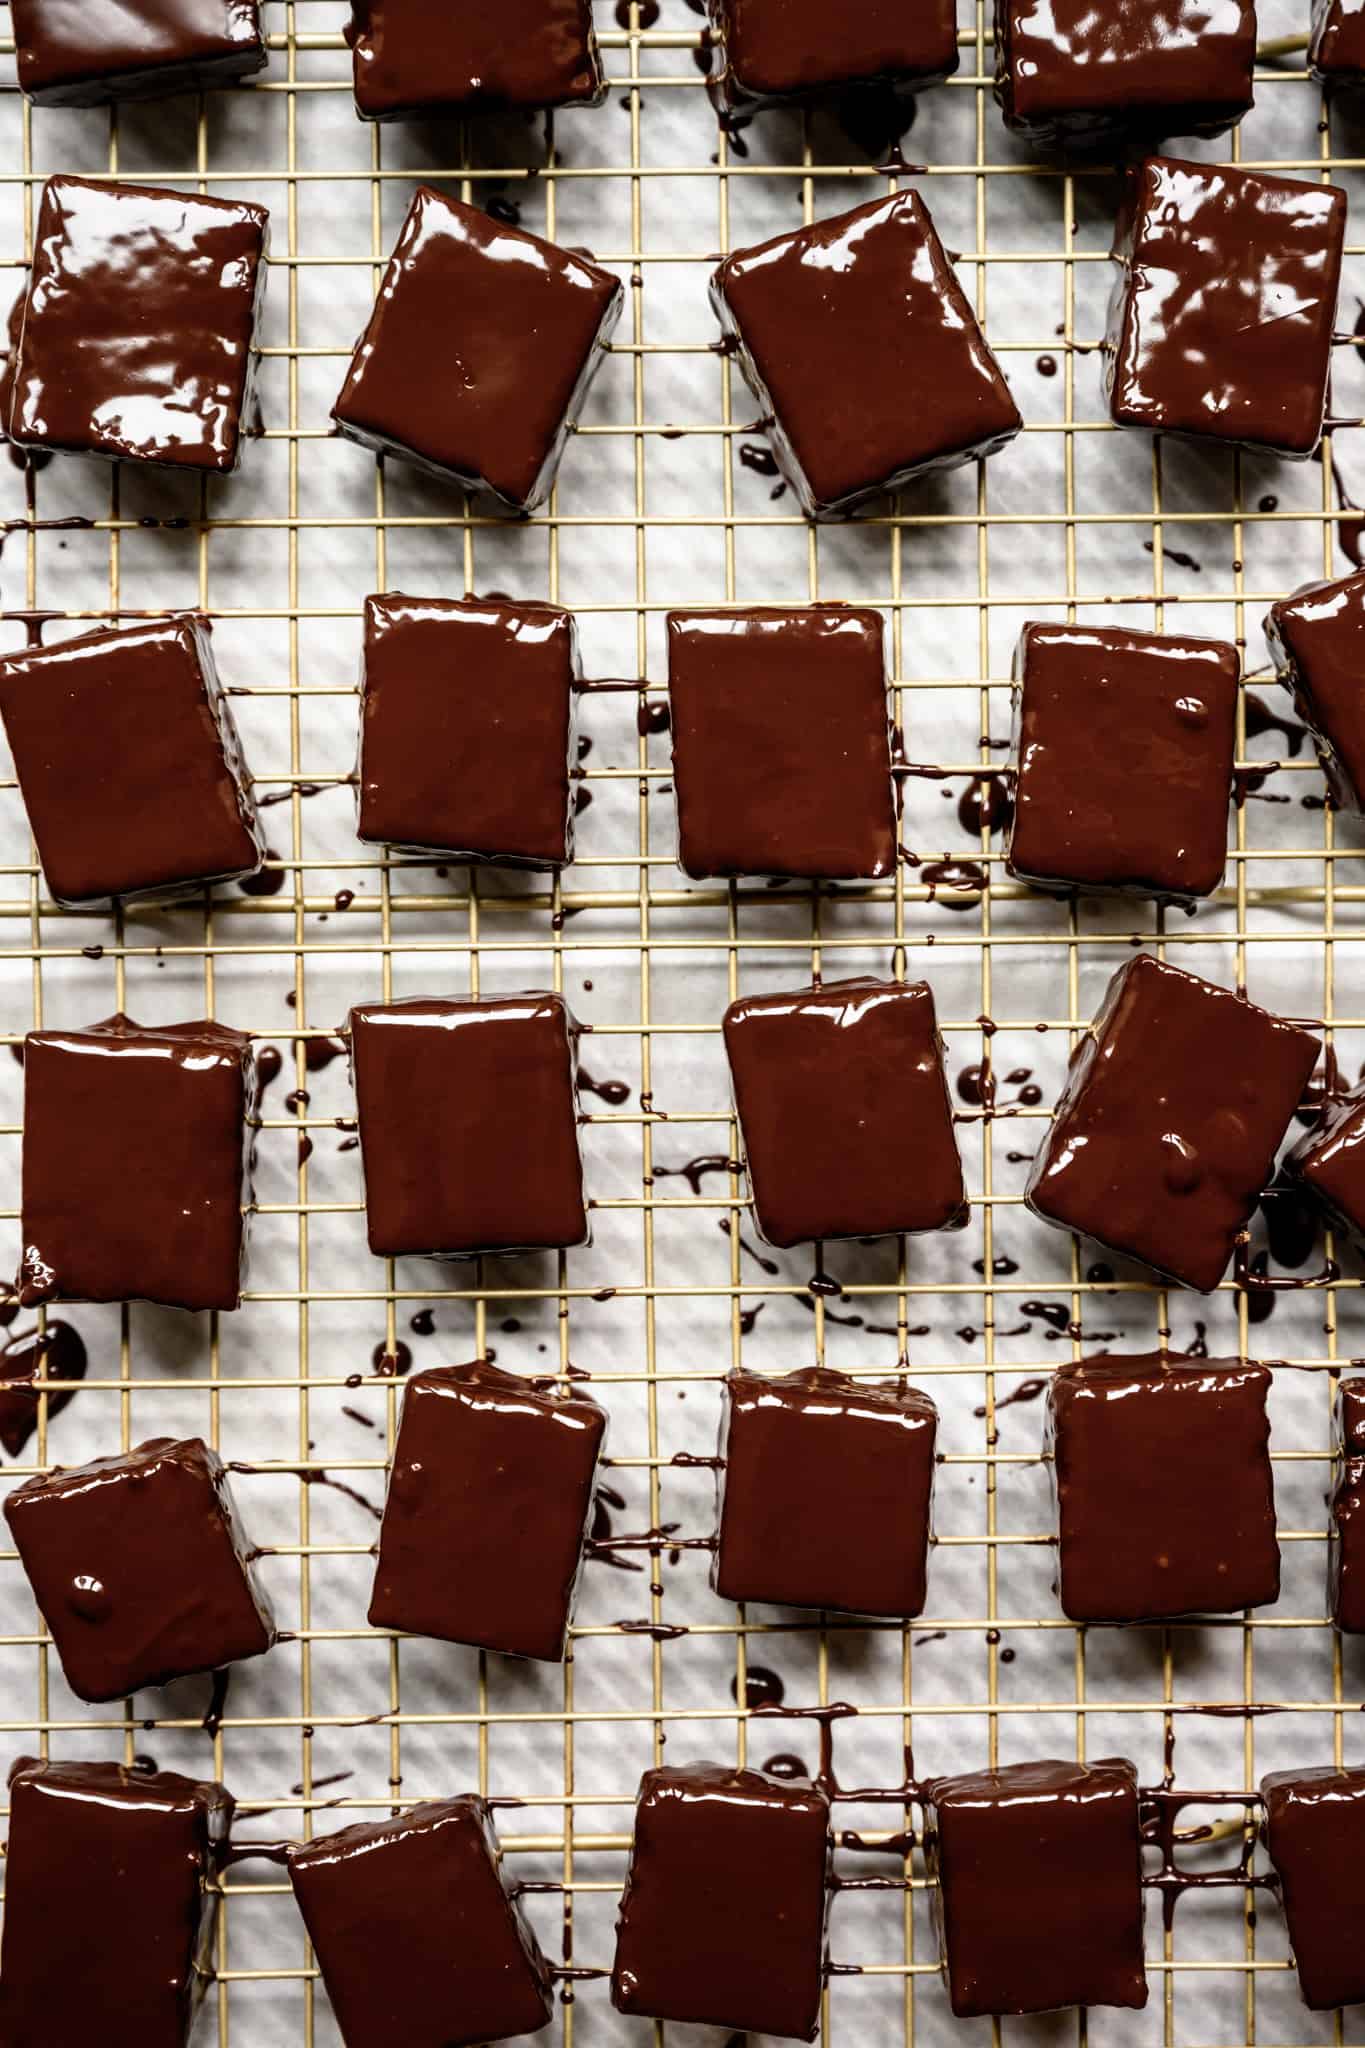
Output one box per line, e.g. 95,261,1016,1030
706,0,958,116
0,175,269,474
1026,954,1320,1293
723,976,967,1248
0,1757,233,2048
1265,571,1365,814
11,0,265,105
1311,0,1365,82
357,593,577,869
1105,156,1346,460
346,0,603,119
0,617,263,908
994,0,1255,150
710,190,1021,519
0,1321,86,1459
1047,1354,1278,1622
1261,1767,1365,2009
1007,622,1238,904
332,185,622,514
369,1359,606,1661
714,1366,936,1616
1284,1080,1365,1250
611,1761,830,2039
19,1015,254,1311
349,992,588,1258
924,1759,1147,2017
4,1436,274,1703
666,608,896,881
288,1796,553,2048
1329,1378,1365,1631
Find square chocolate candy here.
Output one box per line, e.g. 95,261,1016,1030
666,607,897,880
368,1360,606,1661
333,186,622,514
1007,622,1238,904
1047,1355,1279,1622
1284,1078,1365,1246
1,175,269,473
288,1797,554,2048
1105,157,1346,459
611,1762,830,2038
1265,571,1365,813
714,1367,936,1616
11,0,266,104
349,993,588,1258
347,0,603,118
711,190,1021,518
357,594,577,868
0,618,264,908
1026,954,1320,1292
1311,0,1365,83
994,0,1255,149
1261,1767,1365,2009
4,1436,274,1703
20,1015,255,1311
706,0,958,118
723,977,967,1248
924,1759,1147,2017
1330,1377,1365,1631
0,1758,233,2048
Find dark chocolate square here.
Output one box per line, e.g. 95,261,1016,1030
714,1367,936,1616
0,618,263,908
1026,954,1320,1292
357,594,577,868
723,976,967,1248
1105,156,1346,459
1047,1354,1279,1622
0,1758,232,2048
925,1759,1147,2017
288,1797,553,2048
994,0,1255,149
1261,1767,1365,2009
1311,0,1365,83
332,186,622,514
347,0,603,118
20,1015,255,1311
711,190,1021,519
707,0,958,116
666,607,896,881
1284,1079,1365,1246
0,175,269,473
11,0,266,104
1330,1378,1365,1631
1265,571,1365,813
349,993,588,1259
611,1762,830,2038
4,1436,274,1703
369,1360,606,1661
1006,622,1238,904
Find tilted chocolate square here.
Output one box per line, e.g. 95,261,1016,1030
1330,1377,1365,1631
611,1762,830,2039
1026,954,1320,1292
994,0,1255,150
4,1436,274,1703
706,0,958,118
20,1015,255,1311
710,190,1021,519
1283,1079,1365,1247
11,0,266,104
1311,0,1365,83
333,186,622,514
1006,622,1238,904
0,618,263,908
1261,1767,1365,2009
666,607,897,881
1265,571,1365,814
357,594,577,868
0,1758,233,2048
0,175,269,473
289,1797,554,2048
1047,1355,1279,1622
369,1360,606,1661
349,993,588,1258
1105,157,1346,459
714,1367,936,1616
723,977,967,1248
924,1759,1147,2017
346,0,603,118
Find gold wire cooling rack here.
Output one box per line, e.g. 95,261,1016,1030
1,2,1365,2044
